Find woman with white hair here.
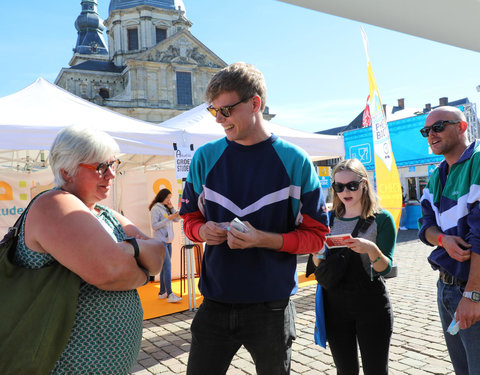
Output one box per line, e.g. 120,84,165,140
14,125,165,374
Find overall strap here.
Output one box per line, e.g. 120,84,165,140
329,211,335,227
351,215,375,238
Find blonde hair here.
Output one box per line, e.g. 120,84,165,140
331,158,381,219
205,62,267,112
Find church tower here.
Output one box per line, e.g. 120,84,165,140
105,0,189,66
71,0,109,65
56,0,227,123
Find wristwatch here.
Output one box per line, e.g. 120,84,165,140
463,291,480,302
124,237,139,259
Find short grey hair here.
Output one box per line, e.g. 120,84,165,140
50,125,120,187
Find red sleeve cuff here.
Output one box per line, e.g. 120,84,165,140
190,221,204,243
182,211,206,243
280,233,299,253
277,214,329,254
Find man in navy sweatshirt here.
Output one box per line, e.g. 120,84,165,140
180,62,329,375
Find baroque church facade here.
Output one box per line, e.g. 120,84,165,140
55,0,228,123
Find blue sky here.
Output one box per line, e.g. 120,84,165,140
2,0,480,132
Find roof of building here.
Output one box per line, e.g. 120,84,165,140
315,97,471,136
69,60,125,73
109,0,185,12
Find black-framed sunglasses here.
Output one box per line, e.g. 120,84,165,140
79,159,121,176
420,120,460,137
207,97,250,118
332,180,363,193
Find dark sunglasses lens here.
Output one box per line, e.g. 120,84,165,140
220,107,231,117
346,181,361,191
420,128,430,137
332,183,345,193
432,123,446,133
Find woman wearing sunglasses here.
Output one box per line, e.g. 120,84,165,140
313,158,396,375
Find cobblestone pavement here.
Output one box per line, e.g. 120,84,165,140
130,230,455,375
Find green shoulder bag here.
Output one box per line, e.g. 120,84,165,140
0,193,81,375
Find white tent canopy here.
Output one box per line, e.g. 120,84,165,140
159,103,344,161
0,78,181,171
0,78,344,172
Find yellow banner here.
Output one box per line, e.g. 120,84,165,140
361,28,402,230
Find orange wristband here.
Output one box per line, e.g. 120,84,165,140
438,234,444,247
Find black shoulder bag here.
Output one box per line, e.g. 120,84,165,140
306,214,375,290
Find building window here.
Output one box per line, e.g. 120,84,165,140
99,88,110,99
176,72,192,105
156,28,167,43
127,28,138,51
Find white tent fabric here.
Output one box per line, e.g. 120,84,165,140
0,78,181,171
159,103,344,161
0,78,343,170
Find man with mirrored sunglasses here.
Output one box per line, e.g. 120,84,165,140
179,62,329,375
418,105,480,374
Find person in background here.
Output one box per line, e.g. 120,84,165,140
180,62,329,375
399,187,408,230
313,158,396,375
149,188,182,303
418,106,480,375
15,125,165,373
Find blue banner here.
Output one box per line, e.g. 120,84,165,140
344,112,447,170
319,176,331,188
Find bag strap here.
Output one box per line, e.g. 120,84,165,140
351,214,376,238
2,190,50,242
329,211,335,227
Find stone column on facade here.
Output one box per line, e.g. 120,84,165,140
190,67,198,105
140,11,153,50
140,16,147,50
138,67,146,100
146,68,157,103
112,19,123,65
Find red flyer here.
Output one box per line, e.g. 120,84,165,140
325,234,353,248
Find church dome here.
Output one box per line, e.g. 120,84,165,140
109,0,185,13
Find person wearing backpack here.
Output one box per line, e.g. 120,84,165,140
312,158,396,375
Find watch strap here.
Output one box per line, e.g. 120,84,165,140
125,237,139,259
139,266,150,286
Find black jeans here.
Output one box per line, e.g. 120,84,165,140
324,276,393,375
187,298,296,375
